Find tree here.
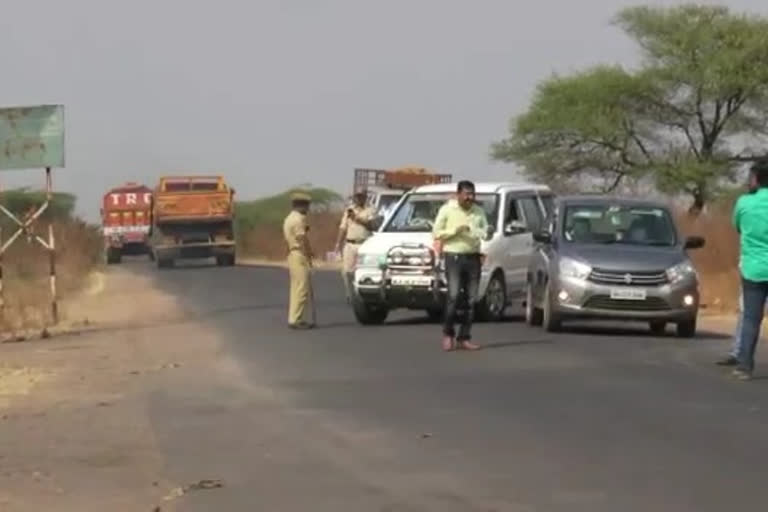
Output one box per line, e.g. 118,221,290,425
491,66,656,194
491,4,768,212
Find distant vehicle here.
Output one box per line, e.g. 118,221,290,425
351,181,553,325
150,175,236,268
100,182,153,264
525,195,705,337
353,167,453,226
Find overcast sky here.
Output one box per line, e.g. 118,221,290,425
1,0,765,220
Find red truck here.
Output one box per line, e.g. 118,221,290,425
100,182,153,264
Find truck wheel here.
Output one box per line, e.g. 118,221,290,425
476,272,506,322
542,286,562,332
216,254,235,266
106,248,121,265
525,282,543,326
676,317,697,338
352,298,388,325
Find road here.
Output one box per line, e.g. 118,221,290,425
126,260,766,511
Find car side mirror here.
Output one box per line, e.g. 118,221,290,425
503,220,527,236
684,235,705,250
533,231,552,244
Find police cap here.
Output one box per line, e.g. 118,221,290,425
290,191,312,203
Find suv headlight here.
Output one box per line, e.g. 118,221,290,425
666,261,696,283
356,253,382,268
559,257,592,281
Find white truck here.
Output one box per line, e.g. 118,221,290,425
351,182,554,325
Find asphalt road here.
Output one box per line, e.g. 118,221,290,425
127,259,767,511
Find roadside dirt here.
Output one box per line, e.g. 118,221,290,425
0,264,225,511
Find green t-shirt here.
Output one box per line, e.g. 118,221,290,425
733,188,768,282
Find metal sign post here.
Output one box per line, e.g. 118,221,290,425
0,104,65,325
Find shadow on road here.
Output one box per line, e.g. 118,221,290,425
481,338,554,350
558,323,730,340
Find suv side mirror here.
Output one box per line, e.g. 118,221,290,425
533,231,552,244
684,235,705,250
503,220,527,236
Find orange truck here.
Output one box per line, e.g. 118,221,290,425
100,182,154,264
150,175,236,268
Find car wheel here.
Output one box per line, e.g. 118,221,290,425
676,317,697,338
352,298,389,325
476,272,506,322
426,307,443,323
525,282,543,326
542,285,562,332
649,320,667,335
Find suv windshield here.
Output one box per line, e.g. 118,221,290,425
383,192,499,233
563,204,677,246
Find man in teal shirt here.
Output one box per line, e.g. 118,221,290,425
732,159,768,380
432,180,488,352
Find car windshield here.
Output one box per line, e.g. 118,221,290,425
562,204,677,246
383,192,499,233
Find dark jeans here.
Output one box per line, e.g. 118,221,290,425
442,253,481,341
737,277,768,373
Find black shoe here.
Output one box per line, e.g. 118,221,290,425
716,356,739,366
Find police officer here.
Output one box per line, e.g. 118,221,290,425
335,190,377,302
283,191,315,329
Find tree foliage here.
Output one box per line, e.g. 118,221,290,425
0,187,77,220
492,4,768,212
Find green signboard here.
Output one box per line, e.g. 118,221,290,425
0,104,65,170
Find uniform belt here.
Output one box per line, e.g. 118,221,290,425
346,239,365,244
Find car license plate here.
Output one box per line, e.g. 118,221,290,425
391,275,432,287
610,288,647,300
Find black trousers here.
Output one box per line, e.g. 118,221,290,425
442,253,481,341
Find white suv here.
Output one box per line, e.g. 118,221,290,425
351,182,553,325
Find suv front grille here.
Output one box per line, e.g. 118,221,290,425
588,268,668,286
583,295,670,311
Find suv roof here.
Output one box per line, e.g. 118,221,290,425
556,194,670,210
410,182,551,195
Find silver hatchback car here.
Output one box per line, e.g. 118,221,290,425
525,196,705,337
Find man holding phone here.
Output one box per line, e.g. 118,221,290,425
336,190,377,303
432,180,488,352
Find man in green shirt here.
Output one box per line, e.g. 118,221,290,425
432,180,488,352
732,159,768,380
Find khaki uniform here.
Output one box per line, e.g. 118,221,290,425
283,209,312,325
338,204,376,299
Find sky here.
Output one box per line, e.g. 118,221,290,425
0,0,765,221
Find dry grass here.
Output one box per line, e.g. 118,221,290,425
675,205,740,314
238,211,342,261
0,219,102,332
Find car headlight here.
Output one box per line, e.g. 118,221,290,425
666,261,696,283
356,253,382,268
559,257,592,281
